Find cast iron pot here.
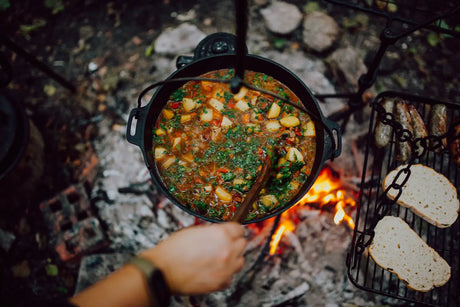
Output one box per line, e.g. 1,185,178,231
126,54,342,224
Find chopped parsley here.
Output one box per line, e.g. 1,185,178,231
224,92,233,103
171,88,186,101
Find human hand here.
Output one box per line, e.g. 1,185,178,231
140,222,247,295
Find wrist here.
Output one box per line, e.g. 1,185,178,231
128,256,171,307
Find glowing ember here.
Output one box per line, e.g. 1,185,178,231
269,168,357,254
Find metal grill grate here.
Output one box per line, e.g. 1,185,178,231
324,0,460,36
347,91,460,306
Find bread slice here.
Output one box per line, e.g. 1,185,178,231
383,164,459,228
369,216,451,292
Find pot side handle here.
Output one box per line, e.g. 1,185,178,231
323,118,342,161
126,107,146,147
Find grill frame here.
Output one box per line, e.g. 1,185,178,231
324,0,460,37
347,91,460,307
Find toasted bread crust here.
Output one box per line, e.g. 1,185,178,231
383,164,459,228
369,216,451,292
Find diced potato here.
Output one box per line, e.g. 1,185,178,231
235,100,250,112
221,116,233,128
259,194,279,209
156,128,166,136
181,114,192,123
182,98,196,112
201,81,214,91
280,115,300,127
163,109,174,120
290,181,300,191
154,147,168,160
200,108,213,122
302,121,315,137
286,147,304,162
162,156,176,169
215,186,232,202
203,185,213,193
277,157,287,167
266,120,281,132
267,103,281,119
233,86,248,100
209,98,224,111
182,153,194,163
172,137,181,148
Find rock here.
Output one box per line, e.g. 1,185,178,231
303,71,345,117
261,49,326,74
302,11,340,52
260,50,345,116
260,1,303,35
154,23,206,55
329,46,367,90
0,228,15,252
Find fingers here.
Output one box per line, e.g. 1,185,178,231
234,237,247,257
221,222,245,239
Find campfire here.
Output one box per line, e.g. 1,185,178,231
254,166,358,255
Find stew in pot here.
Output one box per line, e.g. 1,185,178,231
152,69,316,221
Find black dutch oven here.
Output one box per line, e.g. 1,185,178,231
0,54,28,183
126,35,342,224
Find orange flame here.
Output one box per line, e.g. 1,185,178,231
269,217,295,255
269,168,356,255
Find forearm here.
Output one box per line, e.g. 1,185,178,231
70,264,153,307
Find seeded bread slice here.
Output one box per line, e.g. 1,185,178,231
383,164,459,228
369,216,451,292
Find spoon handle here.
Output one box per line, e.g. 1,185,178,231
231,154,271,223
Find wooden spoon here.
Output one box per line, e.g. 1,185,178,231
231,153,272,223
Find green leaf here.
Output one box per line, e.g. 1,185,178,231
0,0,10,10
303,1,321,14
45,264,59,276
145,45,154,57
438,19,450,30
56,286,68,294
427,32,440,47
44,0,64,14
44,84,56,96
273,38,287,50
20,19,47,36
